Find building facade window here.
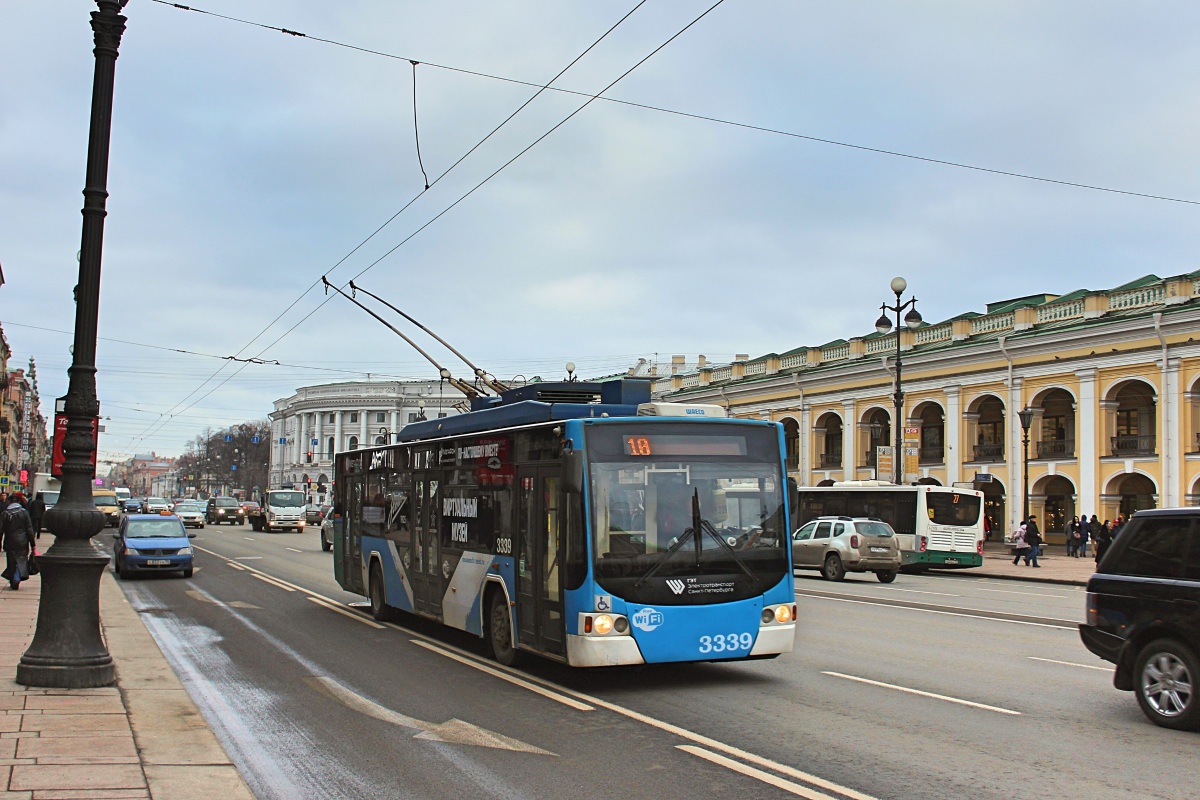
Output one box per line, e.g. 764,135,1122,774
348,436,359,450
349,412,358,423
376,412,386,423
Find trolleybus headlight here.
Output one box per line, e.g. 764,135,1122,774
774,605,792,624
593,615,615,635
761,609,775,624
613,617,629,634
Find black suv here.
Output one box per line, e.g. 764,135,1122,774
206,496,246,525
1080,508,1200,730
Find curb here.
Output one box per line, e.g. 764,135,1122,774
100,570,256,800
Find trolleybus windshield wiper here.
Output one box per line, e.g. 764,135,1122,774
322,276,484,400
634,491,755,587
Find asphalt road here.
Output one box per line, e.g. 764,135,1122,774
106,522,1196,800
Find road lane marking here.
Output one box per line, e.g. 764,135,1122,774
252,574,296,592
227,562,247,571
310,676,554,755
184,589,258,609
244,537,256,541
973,587,1069,599
823,672,1021,715
409,640,595,711
186,546,874,800
885,588,959,597
678,746,844,800
307,596,385,629
1027,656,1111,672
797,591,1077,629
285,547,303,553
233,556,262,560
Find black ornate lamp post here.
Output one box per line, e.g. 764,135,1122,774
874,277,922,484
1018,407,1035,525
18,0,128,688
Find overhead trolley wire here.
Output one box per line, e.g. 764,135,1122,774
122,1,657,452
149,0,1200,207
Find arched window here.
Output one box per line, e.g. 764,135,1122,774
348,436,359,451
326,436,334,458
374,436,386,446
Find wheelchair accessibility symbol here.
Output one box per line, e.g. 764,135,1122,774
594,595,611,612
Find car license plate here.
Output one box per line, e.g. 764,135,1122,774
944,557,959,564
146,559,170,566
870,546,889,553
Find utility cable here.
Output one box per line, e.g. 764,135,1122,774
411,60,430,190
120,1,655,452
149,0,1200,207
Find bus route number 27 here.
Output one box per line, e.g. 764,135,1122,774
698,632,754,654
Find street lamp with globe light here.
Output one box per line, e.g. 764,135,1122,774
874,277,923,484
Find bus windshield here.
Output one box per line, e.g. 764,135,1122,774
586,423,788,604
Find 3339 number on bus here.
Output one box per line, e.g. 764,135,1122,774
698,633,754,654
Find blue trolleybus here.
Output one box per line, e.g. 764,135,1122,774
331,378,796,667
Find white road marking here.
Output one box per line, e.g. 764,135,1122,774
409,640,594,712
227,562,246,571
311,676,554,754
285,547,303,553
1027,656,1111,672
823,671,1021,715
184,589,258,609
233,556,262,560
306,596,385,629
252,574,296,592
244,537,255,541
800,593,1076,629
973,587,1069,599
885,588,959,597
678,745,845,800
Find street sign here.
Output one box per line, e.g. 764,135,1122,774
251,436,260,444
225,435,233,442
278,437,287,445
231,464,238,471
903,426,920,483
974,473,993,483
311,438,318,446
875,446,893,481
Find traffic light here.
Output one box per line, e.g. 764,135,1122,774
306,451,313,463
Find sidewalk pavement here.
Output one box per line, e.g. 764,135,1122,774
0,556,255,800
969,540,1099,586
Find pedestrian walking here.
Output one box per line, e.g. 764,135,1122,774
1095,519,1113,563
1078,514,1090,558
1,493,34,591
1067,515,1081,557
28,492,46,540
1010,522,1029,565
1025,515,1043,567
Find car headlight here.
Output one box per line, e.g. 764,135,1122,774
217,509,225,515
125,547,141,555
180,546,193,555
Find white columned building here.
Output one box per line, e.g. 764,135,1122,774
268,380,467,503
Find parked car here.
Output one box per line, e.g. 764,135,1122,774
1080,508,1200,730
173,501,206,529
791,516,901,582
144,496,170,515
206,496,246,525
305,504,328,526
111,514,196,579
92,489,123,527
122,497,145,514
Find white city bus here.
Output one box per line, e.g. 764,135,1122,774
794,481,985,570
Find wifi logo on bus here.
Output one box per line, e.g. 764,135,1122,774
631,608,664,631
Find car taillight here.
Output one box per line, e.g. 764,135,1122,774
1085,592,1099,627
850,534,859,548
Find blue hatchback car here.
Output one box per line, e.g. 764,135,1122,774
112,514,196,579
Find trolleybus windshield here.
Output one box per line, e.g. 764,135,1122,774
586,423,788,604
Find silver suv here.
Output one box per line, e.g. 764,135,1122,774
792,516,901,583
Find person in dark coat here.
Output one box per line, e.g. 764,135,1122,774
1,493,34,590
28,493,46,539
1095,519,1113,563
1024,514,1043,567
1078,514,1090,558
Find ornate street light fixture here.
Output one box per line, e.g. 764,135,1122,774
18,0,129,688
1018,406,1035,526
874,277,922,484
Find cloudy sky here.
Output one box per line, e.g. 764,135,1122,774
3,1,1199,464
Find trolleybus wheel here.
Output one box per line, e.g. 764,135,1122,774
876,570,898,583
368,562,398,622
822,554,846,582
489,591,521,667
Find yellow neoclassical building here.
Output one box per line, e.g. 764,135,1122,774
656,272,1200,543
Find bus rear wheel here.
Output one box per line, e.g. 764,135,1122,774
488,591,521,667
369,562,398,622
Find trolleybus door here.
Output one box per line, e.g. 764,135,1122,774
340,475,365,594
515,466,565,657
411,475,443,617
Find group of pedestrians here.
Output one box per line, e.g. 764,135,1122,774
0,492,37,590
1009,512,1127,567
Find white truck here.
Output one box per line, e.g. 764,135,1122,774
248,489,307,532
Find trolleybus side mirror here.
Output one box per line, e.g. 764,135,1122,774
563,451,584,494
